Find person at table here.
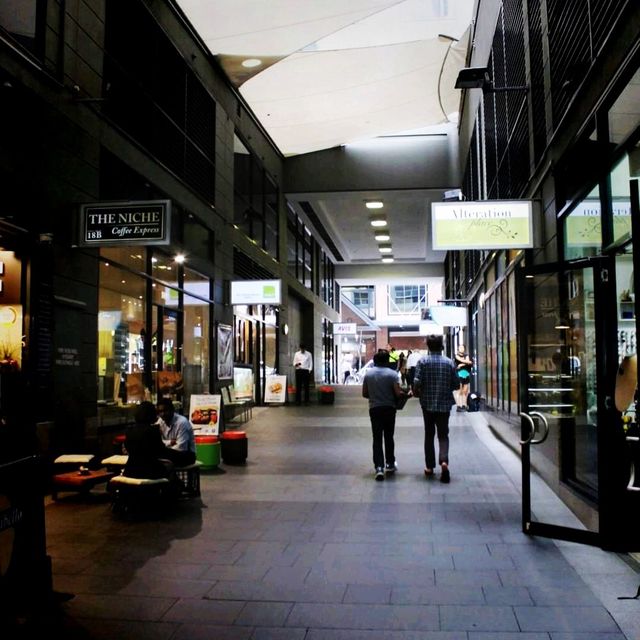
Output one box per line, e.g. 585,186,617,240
156,398,196,467
124,401,176,480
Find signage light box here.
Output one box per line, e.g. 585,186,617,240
78,199,171,247
231,279,282,305
431,200,535,250
333,323,357,335
428,305,467,327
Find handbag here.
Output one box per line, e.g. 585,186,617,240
395,392,410,410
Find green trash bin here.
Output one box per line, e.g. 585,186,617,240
195,435,221,470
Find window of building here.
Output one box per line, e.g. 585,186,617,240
608,66,640,146
0,1,45,60
388,285,427,315
342,286,375,319
233,133,279,258
103,0,216,203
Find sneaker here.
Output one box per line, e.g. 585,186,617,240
375,467,385,481
385,462,397,475
440,463,450,483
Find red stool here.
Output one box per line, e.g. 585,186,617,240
220,431,248,464
112,434,126,454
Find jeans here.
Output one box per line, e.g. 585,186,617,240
421,409,450,469
369,405,396,469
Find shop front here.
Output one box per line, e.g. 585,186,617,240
78,199,217,441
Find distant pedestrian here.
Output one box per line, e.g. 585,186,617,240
406,349,421,389
362,350,406,481
454,344,473,411
293,344,313,404
413,335,459,483
341,352,353,384
386,344,399,370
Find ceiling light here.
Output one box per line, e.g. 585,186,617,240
370,217,387,228
378,244,392,253
242,58,262,68
365,201,384,209
381,256,394,263
374,232,390,241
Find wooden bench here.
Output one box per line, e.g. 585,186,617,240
102,456,202,496
108,475,172,516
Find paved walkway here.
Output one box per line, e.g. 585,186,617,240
41,386,640,639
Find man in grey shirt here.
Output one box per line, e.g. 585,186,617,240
362,350,406,481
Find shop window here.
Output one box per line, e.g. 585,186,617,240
564,185,601,260
611,154,633,245
151,251,179,287
0,251,23,372
98,260,147,404
182,269,211,400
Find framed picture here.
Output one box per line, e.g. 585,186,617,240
217,323,233,380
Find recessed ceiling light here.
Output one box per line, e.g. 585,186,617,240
378,245,392,253
381,256,394,263
370,218,387,228
242,58,262,68
365,201,384,209
374,232,390,241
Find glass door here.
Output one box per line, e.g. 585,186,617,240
518,260,612,546
152,305,183,400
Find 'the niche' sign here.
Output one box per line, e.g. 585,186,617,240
77,200,171,247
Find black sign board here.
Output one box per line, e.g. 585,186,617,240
78,200,171,247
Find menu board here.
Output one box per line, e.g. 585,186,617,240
189,394,222,434
264,375,287,404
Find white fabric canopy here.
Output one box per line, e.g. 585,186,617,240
176,0,475,155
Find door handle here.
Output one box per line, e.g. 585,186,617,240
519,411,550,445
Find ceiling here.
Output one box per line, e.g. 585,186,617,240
175,0,477,267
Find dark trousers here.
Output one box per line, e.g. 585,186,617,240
163,448,196,467
295,368,311,404
421,409,450,469
369,405,396,469
406,367,416,389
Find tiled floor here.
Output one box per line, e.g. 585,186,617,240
35,387,640,638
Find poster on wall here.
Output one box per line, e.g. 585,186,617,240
156,371,183,397
217,323,233,380
189,394,222,434
264,375,287,404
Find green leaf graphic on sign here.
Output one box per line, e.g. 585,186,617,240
264,286,275,298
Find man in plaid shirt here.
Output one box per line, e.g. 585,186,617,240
412,334,459,483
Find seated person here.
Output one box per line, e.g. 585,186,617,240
156,398,196,467
124,401,175,480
